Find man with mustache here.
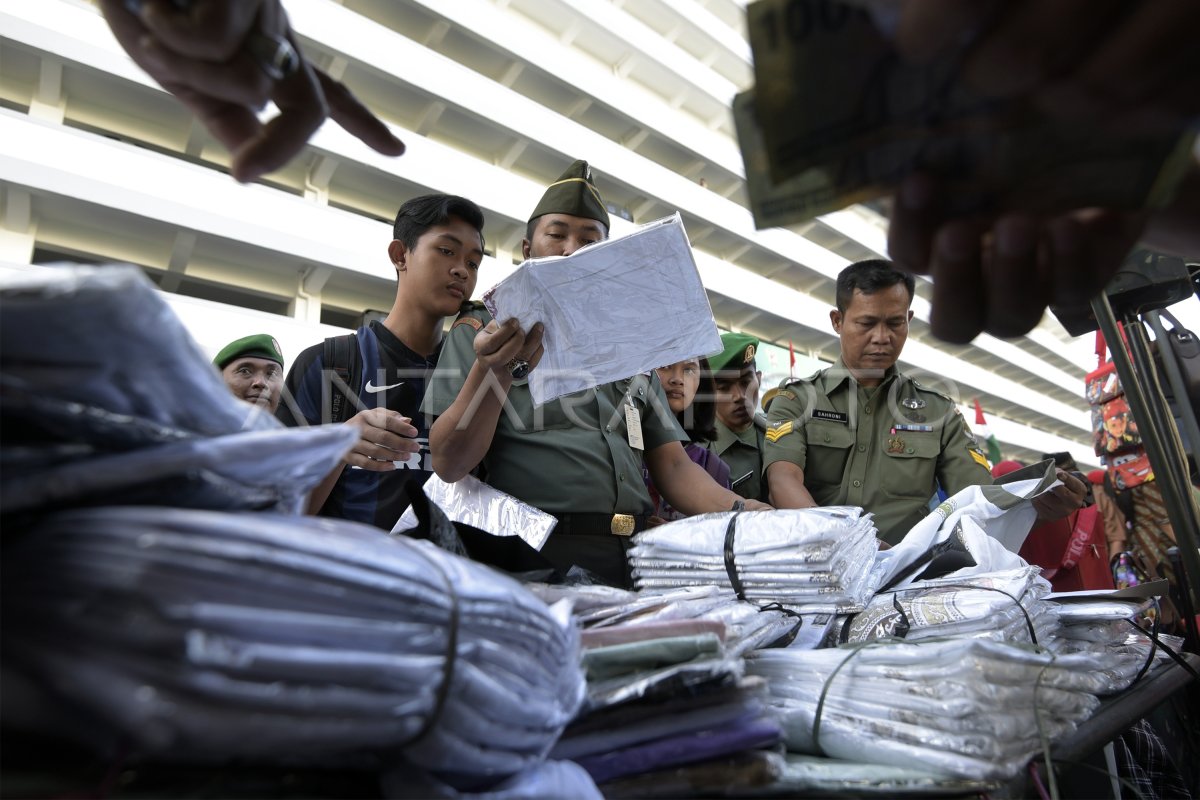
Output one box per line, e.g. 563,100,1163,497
764,259,1084,544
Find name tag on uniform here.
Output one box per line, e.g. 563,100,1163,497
812,409,848,424
625,403,644,450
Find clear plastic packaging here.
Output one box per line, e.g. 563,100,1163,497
0,265,356,515
871,465,1065,590
393,473,557,552
3,506,585,783
747,638,1104,780
629,508,880,611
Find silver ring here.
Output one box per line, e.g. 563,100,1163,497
507,358,531,380
247,32,300,81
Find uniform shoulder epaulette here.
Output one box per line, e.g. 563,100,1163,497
761,371,822,412
450,301,491,332
910,377,954,403
794,367,824,384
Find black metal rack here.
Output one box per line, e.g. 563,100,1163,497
1059,251,1200,649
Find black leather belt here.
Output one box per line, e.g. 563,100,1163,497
553,513,650,537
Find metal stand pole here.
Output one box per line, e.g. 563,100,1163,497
1124,321,1192,498
1146,310,1200,476
1092,293,1200,617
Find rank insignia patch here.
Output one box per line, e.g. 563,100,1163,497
765,420,794,443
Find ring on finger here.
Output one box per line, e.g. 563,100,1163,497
506,357,531,380
246,32,300,80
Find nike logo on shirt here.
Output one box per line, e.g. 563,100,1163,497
364,380,405,393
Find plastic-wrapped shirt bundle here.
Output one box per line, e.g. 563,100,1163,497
845,567,1059,645
1,506,593,795
529,585,784,792
748,638,1105,780
1046,596,1183,693
0,265,355,514
629,508,881,612
536,584,802,661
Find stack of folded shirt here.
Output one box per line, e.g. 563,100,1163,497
2,505,597,797
1047,596,1184,693
530,586,786,795
562,584,804,660
843,567,1060,645
748,638,1105,780
0,266,356,516
628,508,880,612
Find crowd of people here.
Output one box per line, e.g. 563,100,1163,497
202,160,1099,588
105,0,1196,590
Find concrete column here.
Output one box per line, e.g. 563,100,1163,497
0,186,36,264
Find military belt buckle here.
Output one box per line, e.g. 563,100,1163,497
610,514,635,536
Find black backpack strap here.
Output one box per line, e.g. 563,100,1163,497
322,333,363,424
1105,470,1136,525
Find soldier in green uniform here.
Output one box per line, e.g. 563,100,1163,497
764,259,1084,545
425,160,769,586
710,332,769,502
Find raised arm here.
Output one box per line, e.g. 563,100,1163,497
430,320,543,481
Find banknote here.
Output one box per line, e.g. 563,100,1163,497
739,0,1197,230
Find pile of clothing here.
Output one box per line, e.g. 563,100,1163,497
530,584,788,797
842,567,1059,645
1047,595,1184,694
749,638,1111,780
0,266,356,515
0,266,600,799
3,505,597,797
628,508,880,612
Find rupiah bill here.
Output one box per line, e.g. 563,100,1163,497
738,0,1196,230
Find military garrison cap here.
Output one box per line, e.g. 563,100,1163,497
213,334,284,369
710,332,759,374
528,159,610,230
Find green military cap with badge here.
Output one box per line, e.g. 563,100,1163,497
213,334,284,369
528,159,610,230
710,331,759,374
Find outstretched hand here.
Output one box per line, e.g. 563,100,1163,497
100,0,405,182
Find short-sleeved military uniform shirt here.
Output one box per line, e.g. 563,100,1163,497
421,306,687,516
712,419,767,502
762,359,993,543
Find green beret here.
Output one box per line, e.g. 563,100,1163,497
528,159,610,231
710,332,759,374
213,334,284,369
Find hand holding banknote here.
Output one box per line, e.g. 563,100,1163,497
885,0,1200,342
739,0,1198,342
